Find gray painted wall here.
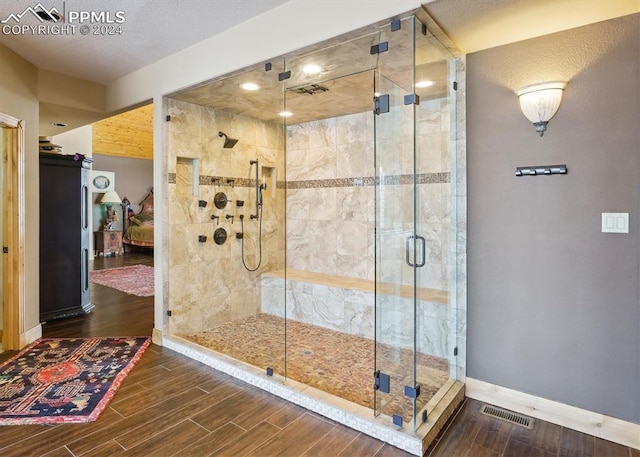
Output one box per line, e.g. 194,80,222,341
91,154,153,233
466,14,640,423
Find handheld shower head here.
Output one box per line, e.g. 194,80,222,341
218,131,238,149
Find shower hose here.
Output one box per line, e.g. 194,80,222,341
240,204,263,272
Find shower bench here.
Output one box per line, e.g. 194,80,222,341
260,269,451,358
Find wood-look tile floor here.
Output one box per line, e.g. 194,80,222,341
0,251,636,456
426,398,640,457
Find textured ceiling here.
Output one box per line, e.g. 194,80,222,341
424,0,640,53
0,0,288,84
3,0,637,134
1,1,637,86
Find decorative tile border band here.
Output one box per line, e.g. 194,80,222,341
167,173,283,188
167,172,450,188
286,172,450,189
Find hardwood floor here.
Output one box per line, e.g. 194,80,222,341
42,252,155,339
1,252,636,456
426,398,639,457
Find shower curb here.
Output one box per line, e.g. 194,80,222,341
164,334,464,456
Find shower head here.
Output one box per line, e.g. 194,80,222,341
218,131,238,149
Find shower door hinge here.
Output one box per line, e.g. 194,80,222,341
2,246,7,253
392,415,403,427
421,22,428,36
390,19,401,32
404,93,420,105
278,70,291,81
454,346,458,356
370,41,389,55
165,115,171,122
453,81,458,91
404,384,421,399
166,310,172,317
265,62,272,71
374,370,391,393
374,94,389,115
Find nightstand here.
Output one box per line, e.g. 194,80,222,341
94,230,123,257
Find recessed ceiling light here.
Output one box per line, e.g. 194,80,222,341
416,80,435,88
239,82,260,91
279,111,293,117
302,64,322,75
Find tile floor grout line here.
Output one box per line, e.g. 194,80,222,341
225,420,250,432
0,425,61,454
189,417,213,433
64,444,79,457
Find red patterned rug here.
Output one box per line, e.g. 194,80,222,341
90,264,154,296
0,337,150,425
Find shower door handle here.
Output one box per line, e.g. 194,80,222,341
405,235,426,268
405,235,414,267
415,235,426,268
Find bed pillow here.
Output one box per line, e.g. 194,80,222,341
130,212,154,226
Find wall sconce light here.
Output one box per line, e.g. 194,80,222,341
516,81,566,136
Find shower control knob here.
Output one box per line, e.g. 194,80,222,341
213,228,227,245
214,192,228,209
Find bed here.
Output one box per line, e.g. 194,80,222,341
123,190,154,251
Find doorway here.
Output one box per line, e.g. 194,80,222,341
0,112,25,352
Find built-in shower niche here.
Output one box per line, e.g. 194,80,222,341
176,157,199,197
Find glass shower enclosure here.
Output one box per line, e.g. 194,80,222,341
166,8,462,446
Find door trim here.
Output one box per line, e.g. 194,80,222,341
0,113,25,351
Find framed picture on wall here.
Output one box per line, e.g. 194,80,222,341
90,170,115,193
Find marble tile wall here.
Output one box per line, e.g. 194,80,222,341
286,106,452,293
286,112,375,278
261,274,450,358
276,101,458,361
166,68,466,379
167,98,286,336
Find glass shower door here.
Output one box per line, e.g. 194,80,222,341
373,69,418,426
373,14,459,430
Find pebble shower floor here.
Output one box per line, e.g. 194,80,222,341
185,313,449,423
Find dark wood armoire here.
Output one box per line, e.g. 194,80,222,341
39,152,94,321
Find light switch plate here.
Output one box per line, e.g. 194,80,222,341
602,213,629,233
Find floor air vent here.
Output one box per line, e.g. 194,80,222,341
480,404,534,429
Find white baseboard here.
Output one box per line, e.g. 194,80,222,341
19,323,42,347
466,378,640,450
